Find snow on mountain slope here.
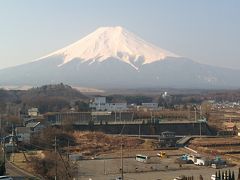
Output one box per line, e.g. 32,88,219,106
38,26,179,69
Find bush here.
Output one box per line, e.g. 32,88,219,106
30,151,74,180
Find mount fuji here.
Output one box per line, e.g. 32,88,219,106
1,26,240,89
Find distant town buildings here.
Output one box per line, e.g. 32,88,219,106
89,96,161,112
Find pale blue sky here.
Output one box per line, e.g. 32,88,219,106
0,0,239,69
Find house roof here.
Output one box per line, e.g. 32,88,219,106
23,117,37,122
26,122,41,128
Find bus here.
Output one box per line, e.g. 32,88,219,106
135,154,149,163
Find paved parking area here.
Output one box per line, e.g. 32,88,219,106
76,150,239,180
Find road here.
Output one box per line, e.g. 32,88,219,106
5,160,36,179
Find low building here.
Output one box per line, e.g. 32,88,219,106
157,131,177,147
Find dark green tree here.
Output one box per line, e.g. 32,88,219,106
215,171,218,180
0,159,6,175
229,169,232,180
218,170,221,180
232,170,235,180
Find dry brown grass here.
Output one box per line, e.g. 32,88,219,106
190,137,240,146
71,131,145,156
11,151,44,174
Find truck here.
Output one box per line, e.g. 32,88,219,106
157,151,168,158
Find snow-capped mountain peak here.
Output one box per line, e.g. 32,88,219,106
39,26,179,69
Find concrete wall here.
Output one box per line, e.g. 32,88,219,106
72,122,214,136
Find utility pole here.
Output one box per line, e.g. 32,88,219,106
138,124,141,138
55,136,57,180
119,118,126,180
67,139,70,161
120,111,122,124
3,138,5,167
121,136,124,180
11,124,14,162
115,106,117,124
200,106,202,118
0,114,2,137
103,159,106,175
200,121,202,138
194,107,197,122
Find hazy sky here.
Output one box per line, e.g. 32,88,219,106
0,0,239,69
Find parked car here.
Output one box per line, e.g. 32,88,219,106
211,174,216,180
173,176,185,180
0,176,13,180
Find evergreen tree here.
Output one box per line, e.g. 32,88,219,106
232,170,235,180
229,169,232,180
218,170,221,180
0,160,5,175
238,167,240,180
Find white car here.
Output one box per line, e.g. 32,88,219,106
173,177,184,180
211,174,216,180
0,176,13,180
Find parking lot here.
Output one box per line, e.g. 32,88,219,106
76,149,239,180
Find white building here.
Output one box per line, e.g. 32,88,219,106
28,108,39,117
89,96,128,111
